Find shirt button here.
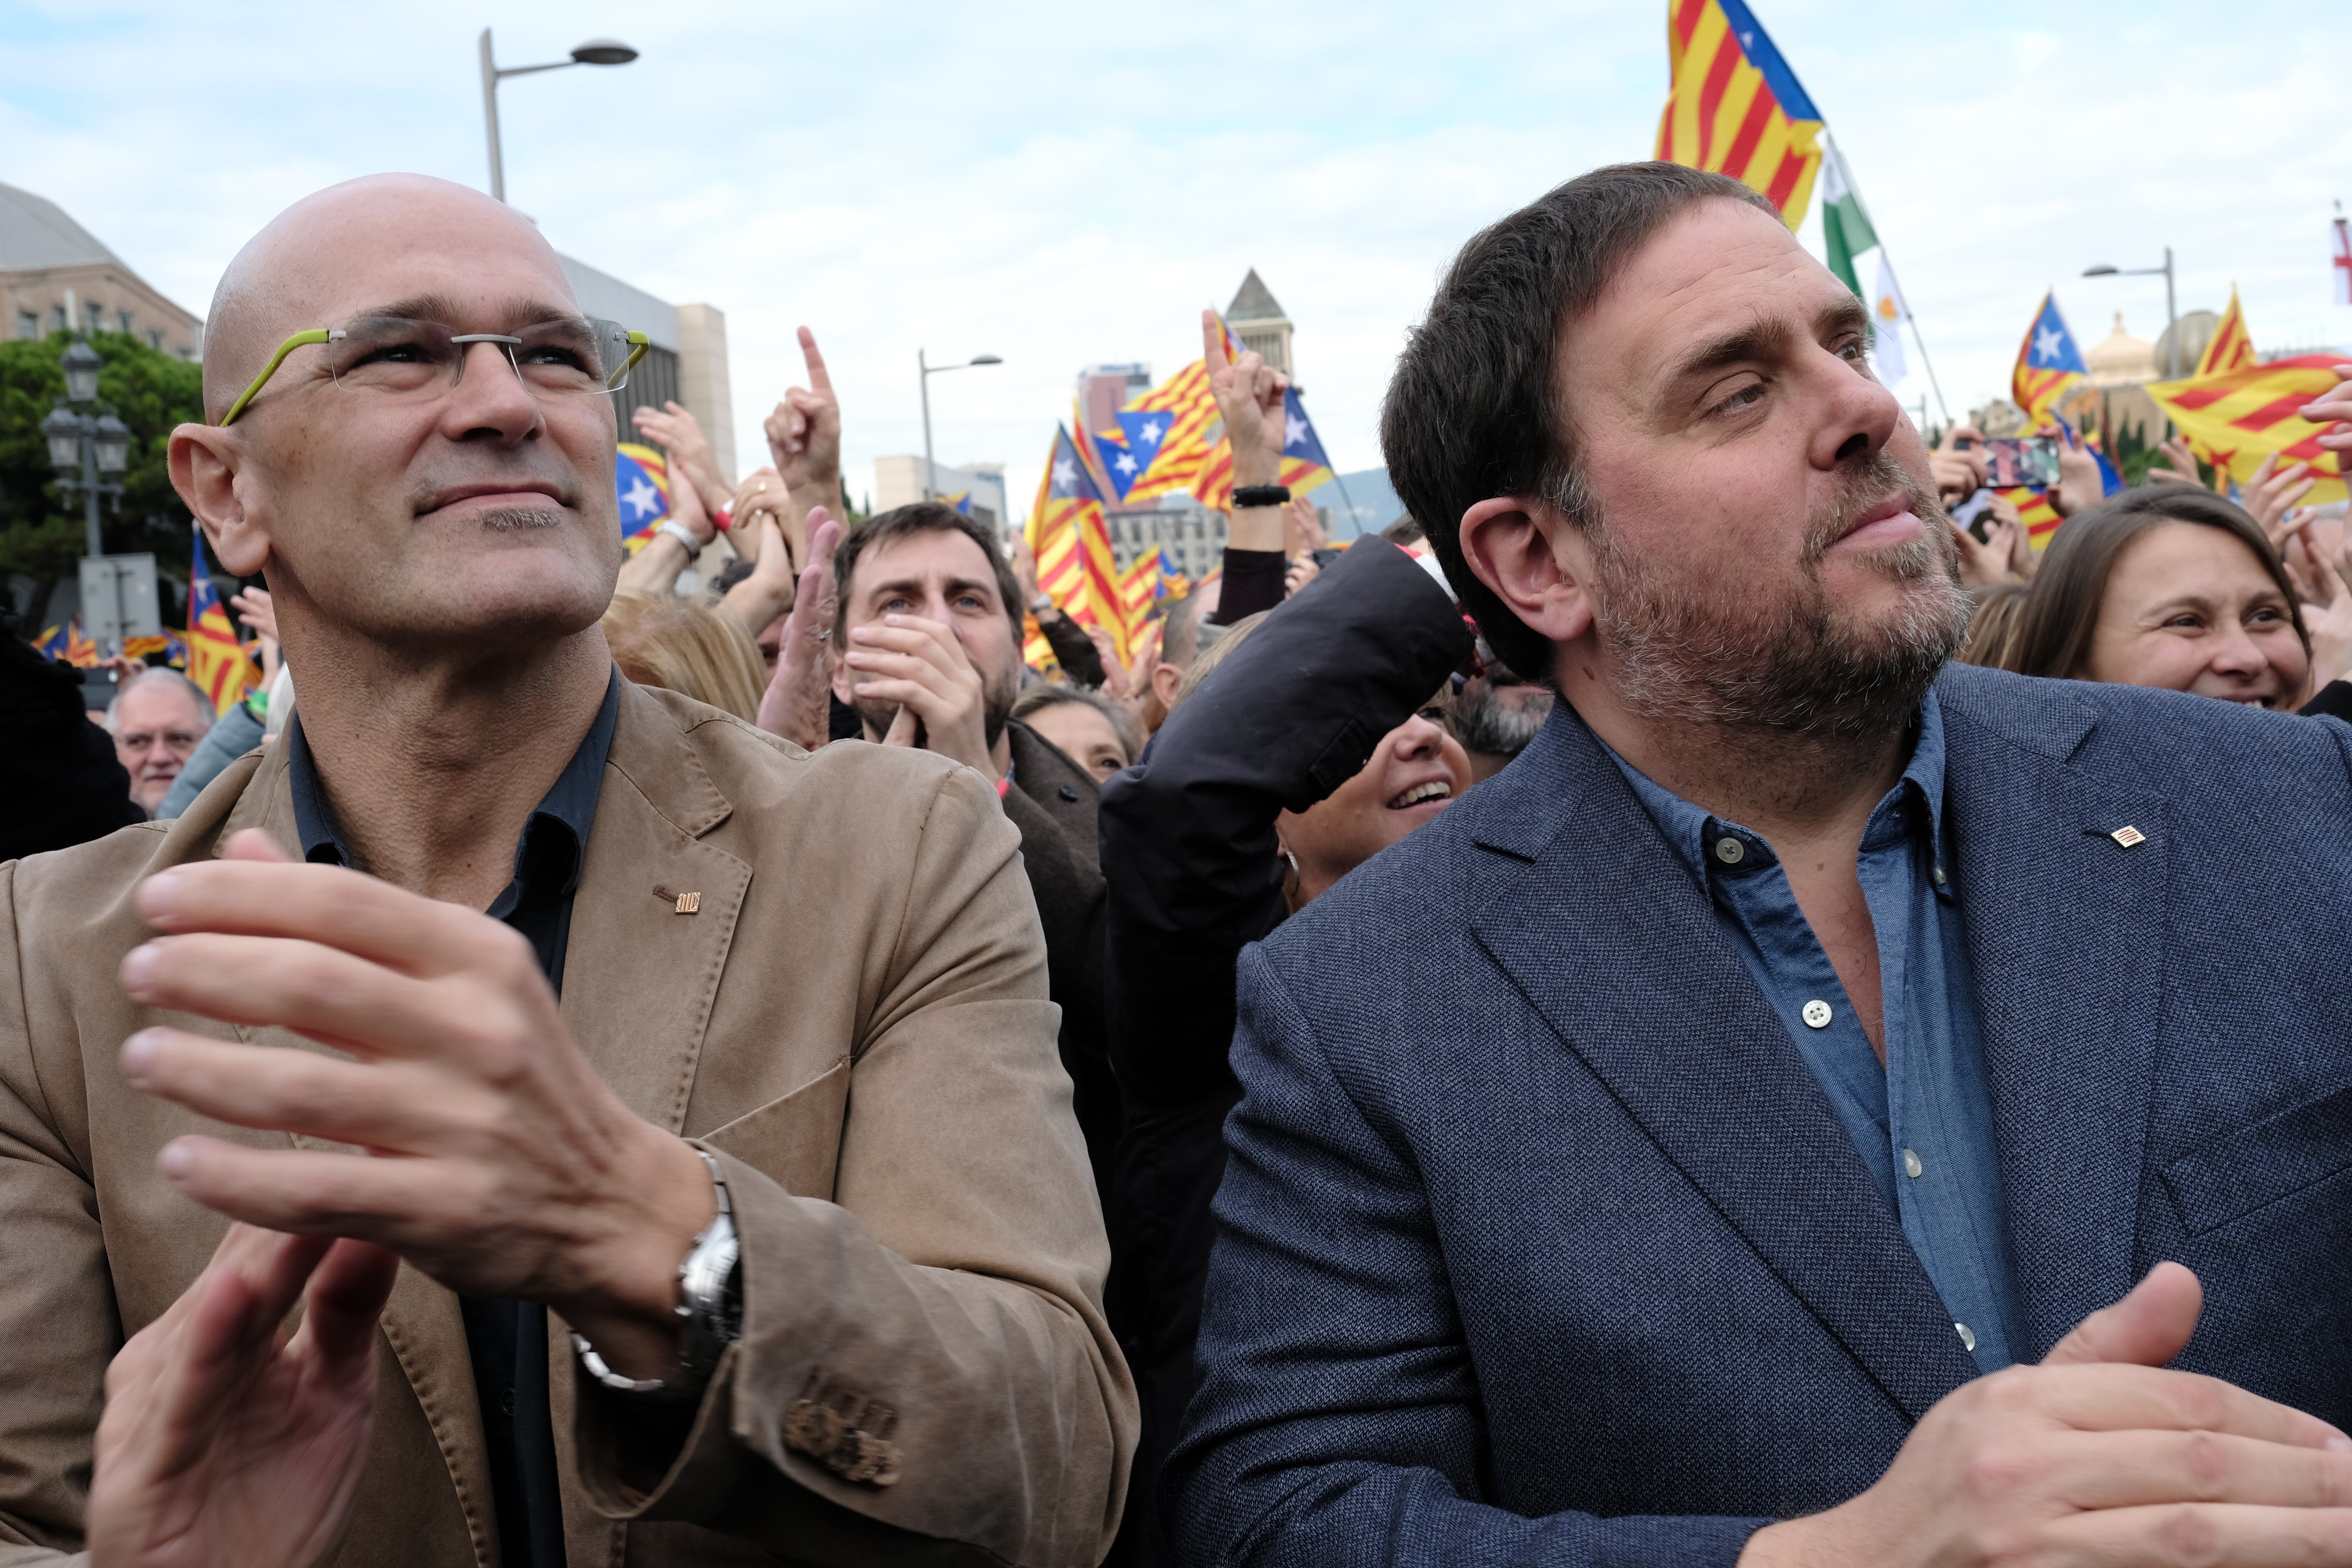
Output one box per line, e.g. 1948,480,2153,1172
1713,836,1744,865
1903,1148,1923,1178
1955,1322,1976,1352
1800,998,1832,1029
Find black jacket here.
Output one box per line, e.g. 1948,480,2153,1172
1002,720,1118,1216
1095,541,1469,1561
0,633,143,862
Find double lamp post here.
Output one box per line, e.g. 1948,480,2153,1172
41,338,158,663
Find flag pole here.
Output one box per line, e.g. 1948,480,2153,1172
1824,131,1952,427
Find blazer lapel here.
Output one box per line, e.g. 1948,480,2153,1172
1938,677,2170,1359
1467,710,1980,1421
561,682,751,1132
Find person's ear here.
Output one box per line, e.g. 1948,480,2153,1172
168,423,271,577
1150,660,1183,711
1457,497,1595,647
829,650,855,708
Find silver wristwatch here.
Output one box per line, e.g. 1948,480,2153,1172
656,519,707,561
573,1147,743,1403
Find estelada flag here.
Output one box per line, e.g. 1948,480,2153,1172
1999,487,2065,554
2196,287,2257,376
1099,314,1248,506
1026,425,1125,664
614,442,672,554
2012,293,2089,428
1117,549,1163,652
2147,355,2348,505
185,534,258,715
1655,0,1825,230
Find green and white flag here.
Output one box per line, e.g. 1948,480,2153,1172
1819,141,1876,299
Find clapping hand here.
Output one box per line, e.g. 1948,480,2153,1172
630,402,728,518
2146,435,2210,489
88,1226,398,1568
756,510,841,753
2050,426,2106,519
2241,452,2319,547
2301,364,2352,456
842,612,996,777
720,512,799,643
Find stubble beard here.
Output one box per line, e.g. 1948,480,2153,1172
1586,454,1971,741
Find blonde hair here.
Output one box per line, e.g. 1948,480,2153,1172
602,589,766,721
1169,610,1272,713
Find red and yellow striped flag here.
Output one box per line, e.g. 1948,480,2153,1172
2195,287,2256,377
1655,0,1825,230
2147,354,2348,505
185,534,258,715
1027,425,1126,665
2001,487,2065,554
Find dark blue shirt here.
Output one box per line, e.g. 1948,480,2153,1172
287,670,619,1568
1606,690,2022,1372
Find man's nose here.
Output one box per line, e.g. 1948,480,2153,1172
436,339,545,444
1810,348,1904,471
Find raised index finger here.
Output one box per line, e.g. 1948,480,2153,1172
798,325,833,395
1202,309,1229,376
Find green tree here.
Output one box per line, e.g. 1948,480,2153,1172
1,331,205,628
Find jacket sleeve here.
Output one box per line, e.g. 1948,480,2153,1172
570,763,1136,1568
0,858,113,1564
1099,540,1471,1108
1161,946,1771,1567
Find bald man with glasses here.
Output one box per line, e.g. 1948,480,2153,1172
0,174,1133,1568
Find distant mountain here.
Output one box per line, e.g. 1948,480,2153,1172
1302,465,1405,539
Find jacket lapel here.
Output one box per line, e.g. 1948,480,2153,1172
1937,673,2170,1359
561,681,751,1132
1466,708,1980,1421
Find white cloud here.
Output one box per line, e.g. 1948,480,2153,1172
4,0,2345,522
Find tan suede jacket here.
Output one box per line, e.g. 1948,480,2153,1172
0,678,1136,1567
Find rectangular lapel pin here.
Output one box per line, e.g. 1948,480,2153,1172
2109,825,2147,849
674,891,701,914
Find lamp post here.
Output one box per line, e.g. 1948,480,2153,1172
478,28,639,203
2083,248,2180,377
917,350,1003,501
43,341,129,561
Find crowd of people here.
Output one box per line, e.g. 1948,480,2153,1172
2,161,2352,1568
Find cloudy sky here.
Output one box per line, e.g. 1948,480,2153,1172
5,0,2347,523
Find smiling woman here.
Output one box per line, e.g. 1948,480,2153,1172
2001,485,2316,710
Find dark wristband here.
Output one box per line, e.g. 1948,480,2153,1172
1232,485,1290,509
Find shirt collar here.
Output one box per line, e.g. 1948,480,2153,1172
285,668,621,900
1602,687,1955,895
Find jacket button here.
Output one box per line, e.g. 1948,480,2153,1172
1058,784,1079,801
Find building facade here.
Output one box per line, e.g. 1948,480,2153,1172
556,254,736,481
874,456,1009,534
1,182,203,356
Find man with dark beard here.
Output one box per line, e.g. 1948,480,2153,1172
1165,162,2352,1567
1450,643,1555,782
828,503,1120,1218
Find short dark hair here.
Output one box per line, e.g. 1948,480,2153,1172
832,503,1025,650
2002,485,2309,680
1380,161,1777,681
1378,515,1426,546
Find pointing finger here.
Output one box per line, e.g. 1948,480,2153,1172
798,325,833,395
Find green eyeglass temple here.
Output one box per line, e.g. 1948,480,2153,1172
217,325,651,426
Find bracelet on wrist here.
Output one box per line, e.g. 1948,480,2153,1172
573,1147,742,1405
655,520,708,562
1232,485,1290,509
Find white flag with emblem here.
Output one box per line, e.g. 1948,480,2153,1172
1870,252,1911,387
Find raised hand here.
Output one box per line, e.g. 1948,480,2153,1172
719,513,799,642
115,830,714,1384
1739,1263,2352,1567
1927,424,1987,504
2242,451,2318,546
631,401,728,517
2283,521,2352,698
229,587,282,688
1283,554,1321,599
1284,495,1327,555
1203,310,1287,491
2146,435,2210,489
1083,625,1129,699
2302,364,2352,456
764,327,843,507
88,1225,399,1568
2051,426,2105,519
756,511,841,752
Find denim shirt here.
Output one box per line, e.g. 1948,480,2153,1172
1606,691,2022,1372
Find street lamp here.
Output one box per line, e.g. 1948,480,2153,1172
2083,248,2180,377
918,350,1003,501
44,345,129,561
477,29,639,203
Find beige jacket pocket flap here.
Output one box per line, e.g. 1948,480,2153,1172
699,1057,852,1201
